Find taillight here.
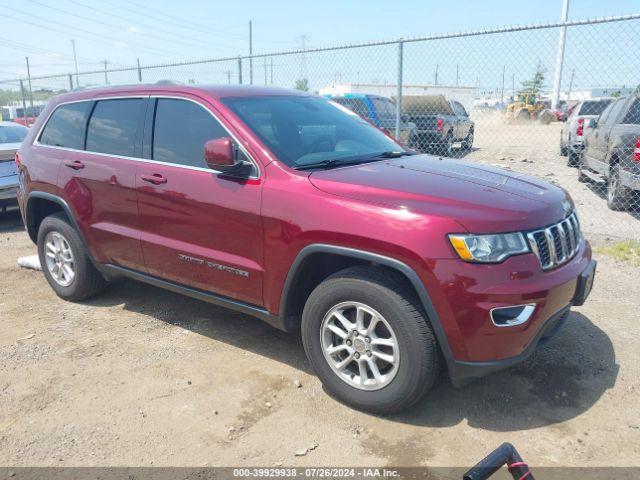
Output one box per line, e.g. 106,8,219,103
576,118,584,137
436,117,444,132
15,151,22,167
634,135,640,162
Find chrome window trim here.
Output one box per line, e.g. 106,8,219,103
33,94,261,180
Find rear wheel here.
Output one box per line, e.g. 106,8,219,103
560,138,568,156
567,152,580,167
37,213,106,301
577,156,590,183
301,267,440,414
607,164,631,211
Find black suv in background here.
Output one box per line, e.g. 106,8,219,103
403,95,474,156
580,94,640,210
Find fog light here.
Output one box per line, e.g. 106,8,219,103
490,304,536,327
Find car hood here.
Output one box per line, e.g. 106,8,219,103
308,155,573,233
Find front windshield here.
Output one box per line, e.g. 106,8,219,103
0,125,28,144
221,95,405,168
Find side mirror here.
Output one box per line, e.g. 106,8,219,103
204,137,235,169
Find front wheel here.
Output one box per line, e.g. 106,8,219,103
301,267,440,414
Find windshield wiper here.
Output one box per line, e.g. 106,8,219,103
371,150,417,159
294,150,415,171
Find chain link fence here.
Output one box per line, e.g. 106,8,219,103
2,14,639,241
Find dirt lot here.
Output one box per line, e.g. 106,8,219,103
1,117,639,469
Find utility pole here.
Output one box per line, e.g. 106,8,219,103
296,34,309,82
70,39,79,86
226,70,231,84
137,58,142,82
270,57,273,84
263,57,267,85
566,69,575,102
500,65,506,104
249,21,253,85
434,64,439,85
551,0,570,110
103,60,108,84
25,57,34,123
19,80,28,126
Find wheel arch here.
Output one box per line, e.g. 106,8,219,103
278,244,455,369
25,192,82,245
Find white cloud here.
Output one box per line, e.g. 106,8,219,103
127,26,141,34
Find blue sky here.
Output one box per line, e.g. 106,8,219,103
0,0,638,91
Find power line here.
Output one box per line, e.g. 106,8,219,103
63,0,241,52
2,8,184,60
107,0,248,41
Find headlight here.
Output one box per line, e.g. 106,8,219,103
448,232,529,263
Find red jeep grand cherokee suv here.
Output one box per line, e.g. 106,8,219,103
16,85,595,413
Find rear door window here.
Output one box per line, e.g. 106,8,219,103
86,98,144,157
152,98,228,168
622,98,640,124
39,102,91,149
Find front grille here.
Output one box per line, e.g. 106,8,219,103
527,212,582,270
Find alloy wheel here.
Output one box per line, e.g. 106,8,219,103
320,301,399,391
44,231,76,287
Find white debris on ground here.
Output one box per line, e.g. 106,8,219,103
17,255,41,271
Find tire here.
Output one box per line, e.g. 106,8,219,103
515,108,530,121
37,212,106,301
607,163,631,211
567,152,580,167
577,156,590,183
560,137,568,156
463,130,474,150
301,266,441,414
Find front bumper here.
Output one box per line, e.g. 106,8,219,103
423,241,595,386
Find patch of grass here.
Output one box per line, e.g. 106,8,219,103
595,240,640,265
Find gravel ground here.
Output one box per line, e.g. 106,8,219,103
0,117,639,469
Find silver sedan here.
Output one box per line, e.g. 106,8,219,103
0,121,28,211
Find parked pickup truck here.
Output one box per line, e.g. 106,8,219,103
403,95,474,156
17,85,595,413
560,98,612,166
580,94,640,210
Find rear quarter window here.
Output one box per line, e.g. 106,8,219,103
578,100,612,116
86,98,144,157
622,98,640,125
39,102,92,149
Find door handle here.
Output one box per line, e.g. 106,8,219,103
140,173,167,185
63,160,85,170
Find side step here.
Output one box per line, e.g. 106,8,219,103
582,168,607,184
